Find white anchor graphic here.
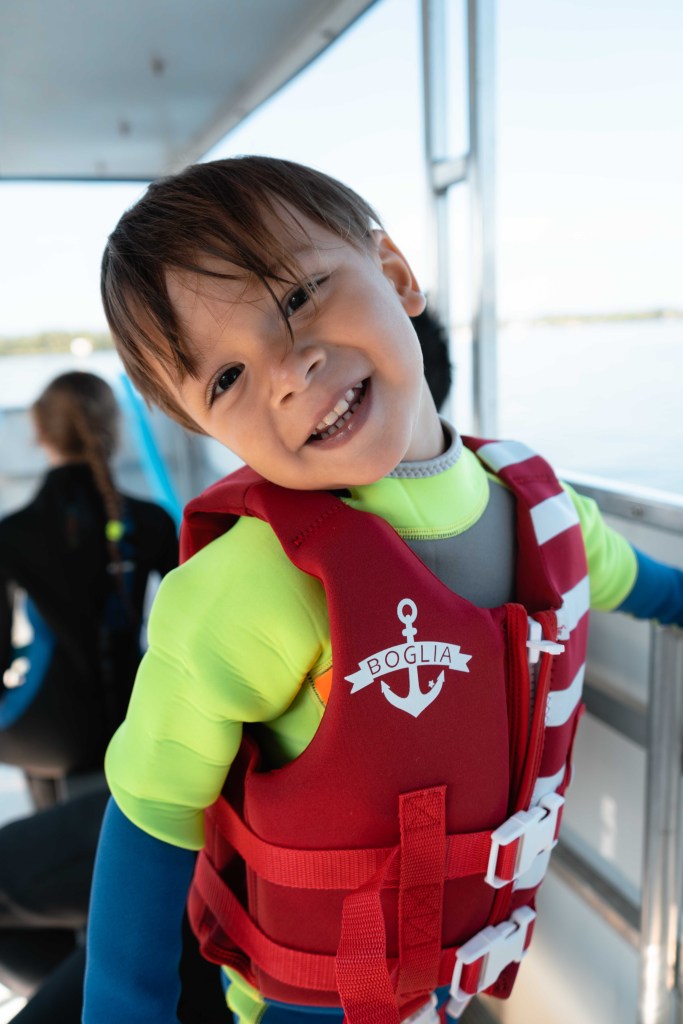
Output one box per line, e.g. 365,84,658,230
344,597,471,716
380,599,445,718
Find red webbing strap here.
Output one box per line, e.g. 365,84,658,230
195,849,468,1002
336,787,448,1024
211,798,395,888
397,788,446,999
459,959,483,996
194,853,339,991
494,840,522,884
336,852,401,1024
443,830,492,880
210,795,494,890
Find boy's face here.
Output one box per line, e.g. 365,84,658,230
164,209,444,490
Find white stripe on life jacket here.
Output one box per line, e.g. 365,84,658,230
476,440,538,473
558,576,590,635
530,491,580,546
513,674,586,890
545,664,585,728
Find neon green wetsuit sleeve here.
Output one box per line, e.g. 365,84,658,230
564,483,637,611
105,515,330,850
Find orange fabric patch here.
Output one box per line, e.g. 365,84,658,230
312,667,333,706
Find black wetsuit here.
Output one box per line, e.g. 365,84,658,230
0,464,226,1023
0,464,202,1016
0,463,178,778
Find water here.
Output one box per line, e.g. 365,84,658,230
465,317,683,496
0,319,681,498
2,320,683,494
0,349,123,409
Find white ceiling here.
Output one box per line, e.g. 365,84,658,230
0,0,376,180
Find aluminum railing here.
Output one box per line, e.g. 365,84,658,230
560,475,683,1024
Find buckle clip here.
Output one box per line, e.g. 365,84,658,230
447,906,536,1017
402,995,439,1024
485,792,565,889
526,618,564,664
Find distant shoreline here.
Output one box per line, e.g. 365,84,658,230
0,331,112,356
1,309,681,356
503,308,683,328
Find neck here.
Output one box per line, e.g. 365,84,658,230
43,446,86,468
403,384,447,462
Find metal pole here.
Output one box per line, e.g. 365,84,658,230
638,625,683,1024
422,0,497,432
467,0,497,436
421,0,452,332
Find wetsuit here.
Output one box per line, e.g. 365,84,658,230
0,463,177,1003
0,462,178,778
84,426,683,1024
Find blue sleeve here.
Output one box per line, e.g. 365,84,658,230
83,797,196,1024
616,548,683,627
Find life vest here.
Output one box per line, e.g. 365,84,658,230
182,438,589,1023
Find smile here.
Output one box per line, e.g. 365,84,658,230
308,380,368,442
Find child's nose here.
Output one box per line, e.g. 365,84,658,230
272,344,326,405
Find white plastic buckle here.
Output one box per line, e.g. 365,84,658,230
401,994,439,1024
447,906,536,1018
526,618,565,664
485,792,565,889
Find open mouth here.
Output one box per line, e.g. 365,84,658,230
307,380,368,443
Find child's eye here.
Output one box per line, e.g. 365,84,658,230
212,364,244,400
285,287,309,316
284,277,328,318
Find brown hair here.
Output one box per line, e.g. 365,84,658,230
32,371,124,565
101,155,381,432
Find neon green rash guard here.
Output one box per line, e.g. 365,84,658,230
105,428,636,852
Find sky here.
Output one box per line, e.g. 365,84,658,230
0,0,681,336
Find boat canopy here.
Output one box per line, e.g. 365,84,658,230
0,0,376,181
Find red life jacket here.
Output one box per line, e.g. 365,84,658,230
182,438,589,1023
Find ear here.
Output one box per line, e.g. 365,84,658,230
372,230,426,316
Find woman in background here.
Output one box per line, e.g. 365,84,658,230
0,372,224,1023
0,370,178,792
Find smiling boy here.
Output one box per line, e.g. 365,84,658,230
163,214,442,487
84,156,683,1024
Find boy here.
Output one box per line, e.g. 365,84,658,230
84,156,683,1024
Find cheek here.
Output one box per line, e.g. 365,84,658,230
217,416,276,466
392,321,425,377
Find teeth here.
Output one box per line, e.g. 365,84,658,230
316,394,352,431
334,397,350,417
311,381,366,439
